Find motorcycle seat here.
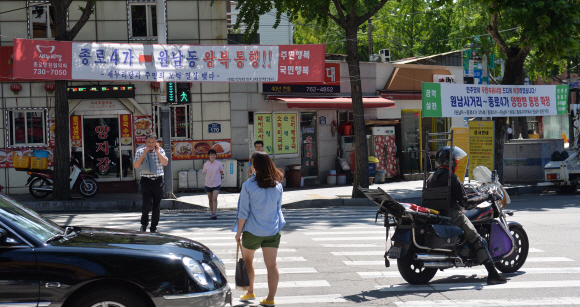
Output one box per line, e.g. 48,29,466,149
464,207,483,220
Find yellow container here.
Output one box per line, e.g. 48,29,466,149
30,157,49,170
13,156,31,169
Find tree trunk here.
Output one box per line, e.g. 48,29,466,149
345,26,369,198
493,50,528,182
53,80,71,200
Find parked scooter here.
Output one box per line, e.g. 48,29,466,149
26,157,99,199
359,166,528,284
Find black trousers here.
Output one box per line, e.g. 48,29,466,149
140,177,163,231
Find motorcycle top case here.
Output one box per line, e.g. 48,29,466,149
426,224,463,249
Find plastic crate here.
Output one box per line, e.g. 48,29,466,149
13,156,31,169
30,157,49,170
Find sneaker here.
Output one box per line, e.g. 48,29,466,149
259,298,275,306
140,226,146,232
210,214,217,220
240,293,255,301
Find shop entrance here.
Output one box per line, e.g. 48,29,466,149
300,112,318,178
401,110,422,174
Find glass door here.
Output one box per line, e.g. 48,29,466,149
82,117,122,181
300,112,318,177
401,110,421,174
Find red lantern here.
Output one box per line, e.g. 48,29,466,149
150,82,161,92
44,83,55,94
10,83,22,95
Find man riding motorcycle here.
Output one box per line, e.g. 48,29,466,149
426,146,507,285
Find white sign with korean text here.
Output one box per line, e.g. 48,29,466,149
71,43,279,82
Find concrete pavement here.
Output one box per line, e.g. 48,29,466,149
9,179,545,212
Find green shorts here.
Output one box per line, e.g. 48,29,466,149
241,231,281,250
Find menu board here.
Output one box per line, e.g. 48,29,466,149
254,113,274,154
274,113,298,154
120,114,132,146
469,121,494,179
0,147,54,168
134,115,153,144
70,115,82,147
48,119,55,147
172,140,232,160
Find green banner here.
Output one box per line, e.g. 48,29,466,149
556,85,568,115
422,83,442,117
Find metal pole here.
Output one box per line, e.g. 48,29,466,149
156,0,173,198
368,19,373,62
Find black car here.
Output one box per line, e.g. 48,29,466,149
0,194,232,307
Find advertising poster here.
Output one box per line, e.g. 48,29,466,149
172,140,232,160
13,39,325,83
254,113,274,154
0,147,54,168
468,121,494,179
119,114,132,146
48,119,55,147
70,115,82,147
449,127,470,181
422,83,568,117
134,115,153,144
274,113,298,154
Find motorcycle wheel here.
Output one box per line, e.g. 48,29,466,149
29,178,51,199
495,226,529,273
78,178,98,198
397,245,438,284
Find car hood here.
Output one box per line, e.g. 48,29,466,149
51,227,214,257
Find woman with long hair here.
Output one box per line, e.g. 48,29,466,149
233,152,285,306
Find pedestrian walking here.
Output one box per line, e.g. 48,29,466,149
233,152,285,307
248,141,264,178
133,134,168,233
507,125,513,140
203,149,224,220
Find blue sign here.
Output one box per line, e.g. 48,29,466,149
208,123,221,133
319,116,327,125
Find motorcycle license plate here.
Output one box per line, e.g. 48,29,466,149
387,246,402,259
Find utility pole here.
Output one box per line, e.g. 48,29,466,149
156,0,173,198
368,19,373,61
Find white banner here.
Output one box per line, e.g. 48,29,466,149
71,43,279,82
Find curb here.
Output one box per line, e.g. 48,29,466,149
21,185,547,213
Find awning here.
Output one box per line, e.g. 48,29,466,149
268,96,395,109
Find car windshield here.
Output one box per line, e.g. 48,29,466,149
0,195,62,242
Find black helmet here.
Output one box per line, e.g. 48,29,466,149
435,146,467,172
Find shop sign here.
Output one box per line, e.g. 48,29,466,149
70,116,82,147
0,147,54,168
449,127,469,179
94,124,112,173
254,113,274,154
433,74,455,84
13,39,325,83
274,113,297,154
318,116,326,125
0,46,44,81
68,85,135,99
422,83,568,118
75,99,125,111
468,121,494,179
134,115,153,144
120,114,132,146
171,140,231,160
208,123,221,133
48,119,55,147
262,63,340,93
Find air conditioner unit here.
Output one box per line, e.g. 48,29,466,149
379,49,391,62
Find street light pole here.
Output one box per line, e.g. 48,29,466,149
156,0,173,198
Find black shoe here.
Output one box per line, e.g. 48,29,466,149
150,228,157,233
140,226,146,232
484,262,507,285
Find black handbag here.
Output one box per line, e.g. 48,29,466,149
235,241,250,291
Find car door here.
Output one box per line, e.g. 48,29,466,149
0,225,39,306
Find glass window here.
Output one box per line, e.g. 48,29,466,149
154,105,190,139
29,4,56,39
9,110,47,146
130,4,157,38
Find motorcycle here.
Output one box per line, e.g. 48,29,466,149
359,165,529,284
26,157,99,199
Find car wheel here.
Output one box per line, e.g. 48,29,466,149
69,288,149,307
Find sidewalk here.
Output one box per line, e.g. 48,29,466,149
9,180,544,213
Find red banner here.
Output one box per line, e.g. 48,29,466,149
134,115,153,144
70,115,81,147
172,140,232,160
277,45,326,83
13,39,72,80
120,114,132,146
0,46,46,82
